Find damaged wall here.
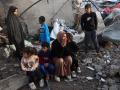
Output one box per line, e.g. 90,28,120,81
1,0,75,35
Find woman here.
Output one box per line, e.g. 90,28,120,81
51,31,72,82
6,6,25,59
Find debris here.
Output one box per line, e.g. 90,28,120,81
100,78,106,82
82,58,93,65
94,64,103,72
86,77,93,80
64,28,85,43
0,67,6,71
14,64,20,67
87,66,95,71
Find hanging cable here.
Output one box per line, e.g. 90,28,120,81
20,0,42,17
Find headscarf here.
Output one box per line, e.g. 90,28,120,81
57,31,67,45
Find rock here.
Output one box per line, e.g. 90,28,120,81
109,85,118,90
102,85,108,90
100,78,106,82
94,65,103,72
14,64,20,67
87,66,95,71
107,78,116,85
0,67,6,71
82,58,93,65
110,65,120,76
86,77,93,80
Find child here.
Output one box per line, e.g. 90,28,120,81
39,16,50,44
21,46,41,89
38,42,54,86
66,33,81,78
80,4,99,54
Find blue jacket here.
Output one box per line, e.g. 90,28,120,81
39,23,50,43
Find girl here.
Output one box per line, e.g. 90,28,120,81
21,47,41,89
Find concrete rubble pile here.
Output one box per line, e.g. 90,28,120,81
78,43,120,90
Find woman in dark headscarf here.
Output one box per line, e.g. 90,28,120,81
6,6,25,59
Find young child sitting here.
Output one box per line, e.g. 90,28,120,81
38,42,54,87
66,33,81,78
21,46,41,89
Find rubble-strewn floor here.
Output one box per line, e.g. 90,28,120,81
18,44,120,90
0,48,22,80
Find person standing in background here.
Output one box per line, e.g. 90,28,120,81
39,16,50,45
81,4,100,54
6,6,25,59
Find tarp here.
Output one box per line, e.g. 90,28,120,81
104,0,118,2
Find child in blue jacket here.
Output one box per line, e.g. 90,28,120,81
39,16,50,44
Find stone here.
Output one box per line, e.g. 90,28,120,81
110,65,120,76
107,79,116,85
0,67,6,71
94,65,103,72
14,64,20,67
109,85,118,90
86,77,94,80
82,58,93,65
102,85,108,90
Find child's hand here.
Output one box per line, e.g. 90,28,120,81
44,63,48,67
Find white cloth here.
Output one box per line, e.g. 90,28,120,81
50,21,60,39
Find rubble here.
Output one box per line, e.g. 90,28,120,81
102,21,120,43
86,77,94,80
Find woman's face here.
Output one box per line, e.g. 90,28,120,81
61,33,67,43
14,9,18,16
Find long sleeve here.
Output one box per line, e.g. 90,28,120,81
94,12,98,30
80,15,85,31
51,40,65,58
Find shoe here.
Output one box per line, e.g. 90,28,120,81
39,79,44,87
67,75,72,80
66,75,73,81
71,71,77,78
29,82,36,90
77,67,81,73
55,76,60,82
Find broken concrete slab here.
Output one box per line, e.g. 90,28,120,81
0,74,28,90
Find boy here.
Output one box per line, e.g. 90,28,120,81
81,4,100,54
39,16,50,44
38,42,54,86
